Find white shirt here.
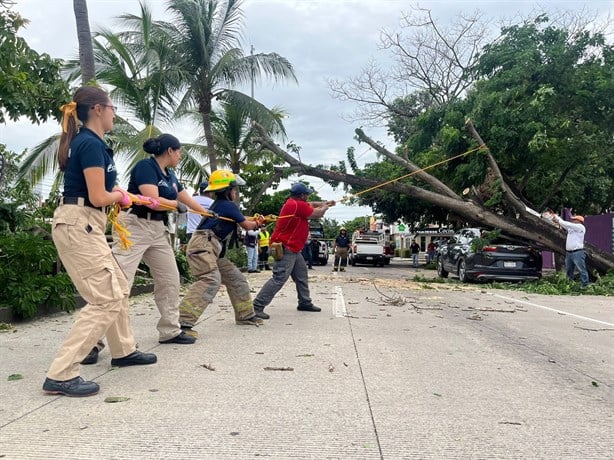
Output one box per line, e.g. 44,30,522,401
554,215,585,251
187,194,214,234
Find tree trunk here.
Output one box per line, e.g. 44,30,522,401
252,122,614,276
200,97,217,171
73,0,96,85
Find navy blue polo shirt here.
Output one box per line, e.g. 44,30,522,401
127,157,184,214
63,127,117,196
197,198,245,240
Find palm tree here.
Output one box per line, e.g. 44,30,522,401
19,2,192,186
162,0,297,171
73,0,95,84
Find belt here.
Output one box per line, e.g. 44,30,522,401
60,196,107,212
194,229,221,241
131,210,167,221
567,248,584,253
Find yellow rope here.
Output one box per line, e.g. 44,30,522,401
338,144,486,203
107,203,133,250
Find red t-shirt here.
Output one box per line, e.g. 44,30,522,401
270,197,314,253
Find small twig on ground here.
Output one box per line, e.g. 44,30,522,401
264,366,294,371
372,281,406,306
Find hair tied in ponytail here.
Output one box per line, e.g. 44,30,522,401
60,102,79,133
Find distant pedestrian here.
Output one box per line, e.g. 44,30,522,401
410,240,420,268
252,183,334,319
245,228,260,272
302,237,314,269
332,227,350,272
427,241,436,264
545,210,590,287
258,224,271,270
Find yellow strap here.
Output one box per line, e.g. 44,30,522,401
60,102,79,133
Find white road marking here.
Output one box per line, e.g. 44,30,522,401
493,294,614,327
332,285,347,317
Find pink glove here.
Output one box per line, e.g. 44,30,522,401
116,188,131,207
137,194,160,210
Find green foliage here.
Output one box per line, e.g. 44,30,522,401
224,246,247,270
383,16,613,220
488,271,614,296
0,232,75,319
0,10,69,123
174,249,194,283
470,229,501,252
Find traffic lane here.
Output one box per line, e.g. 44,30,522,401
330,277,613,458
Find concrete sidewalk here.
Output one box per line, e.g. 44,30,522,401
1,267,612,459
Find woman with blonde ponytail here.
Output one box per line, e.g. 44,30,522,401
43,87,157,398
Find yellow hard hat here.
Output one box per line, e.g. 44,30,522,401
205,170,246,192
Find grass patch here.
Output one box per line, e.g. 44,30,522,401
418,270,614,295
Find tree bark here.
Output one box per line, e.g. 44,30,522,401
73,0,96,85
252,122,614,275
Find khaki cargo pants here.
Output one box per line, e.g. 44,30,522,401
47,205,136,381
179,230,255,326
113,212,182,342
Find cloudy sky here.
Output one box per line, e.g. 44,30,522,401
2,0,611,222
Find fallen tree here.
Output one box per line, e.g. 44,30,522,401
253,121,614,276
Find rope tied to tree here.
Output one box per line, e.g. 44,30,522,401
337,144,487,203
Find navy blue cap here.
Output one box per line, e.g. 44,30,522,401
290,183,313,196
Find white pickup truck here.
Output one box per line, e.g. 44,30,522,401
348,232,388,267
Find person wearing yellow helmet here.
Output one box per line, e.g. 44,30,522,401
178,169,265,334
332,227,350,272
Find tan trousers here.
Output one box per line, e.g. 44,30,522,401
47,205,136,381
179,231,255,326
113,213,181,341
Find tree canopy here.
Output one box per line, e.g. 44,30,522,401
0,9,69,124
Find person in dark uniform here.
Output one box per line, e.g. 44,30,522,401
332,227,351,271
113,134,209,344
178,170,265,337
43,86,156,397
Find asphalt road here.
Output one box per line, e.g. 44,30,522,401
1,258,612,459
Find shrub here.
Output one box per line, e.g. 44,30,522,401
225,246,247,270
0,232,75,319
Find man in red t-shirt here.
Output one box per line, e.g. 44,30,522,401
253,183,334,319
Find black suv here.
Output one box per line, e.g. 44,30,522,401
437,228,542,283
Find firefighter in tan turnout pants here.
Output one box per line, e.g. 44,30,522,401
179,170,265,338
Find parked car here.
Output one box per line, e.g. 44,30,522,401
436,228,542,283
349,232,387,267
311,239,329,265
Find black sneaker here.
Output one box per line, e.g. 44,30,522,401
43,376,99,397
297,305,321,312
111,350,157,367
81,346,99,365
159,331,196,344
254,308,270,320
236,315,264,326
